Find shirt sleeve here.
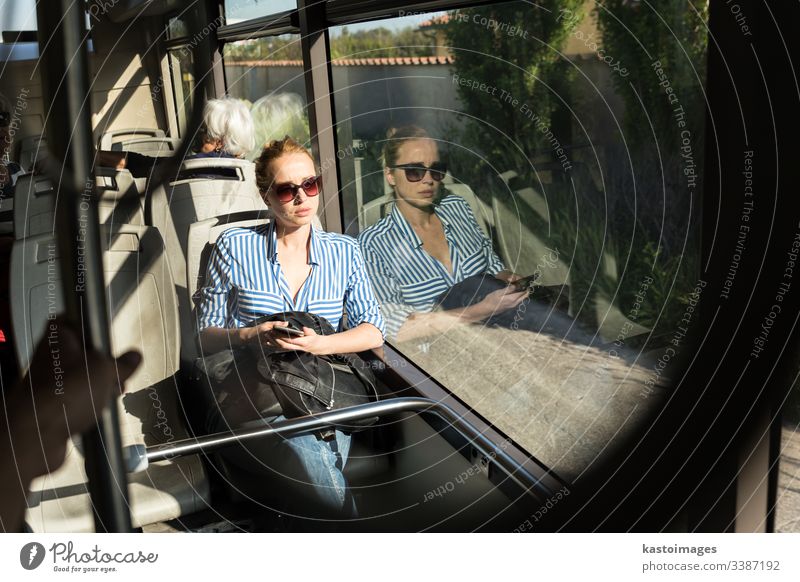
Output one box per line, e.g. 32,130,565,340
343,244,386,337
483,237,505,275
124,152,160,179
359,243,415,341
198,234,234,330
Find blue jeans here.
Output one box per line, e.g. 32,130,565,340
271,416,356,516
216,414,357,517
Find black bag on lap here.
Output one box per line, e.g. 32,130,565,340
197,311,379,438
254,312,379,434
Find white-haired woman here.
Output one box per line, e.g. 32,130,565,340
97,97,255,178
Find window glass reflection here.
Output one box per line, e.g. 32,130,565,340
225,0,296,23
335,2,707,480
223,35,309,159
168,47,194,135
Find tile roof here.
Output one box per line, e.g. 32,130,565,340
226,55,454,67
420,14,452,27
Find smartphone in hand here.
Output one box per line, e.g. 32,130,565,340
513,273,540,291
272,324,304,337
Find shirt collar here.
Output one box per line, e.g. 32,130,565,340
389,200,452,249
266,220,321,266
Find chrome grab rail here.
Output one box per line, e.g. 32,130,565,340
129,397,551,500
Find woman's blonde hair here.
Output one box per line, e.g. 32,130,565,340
255,136,313,193
382,125,431,168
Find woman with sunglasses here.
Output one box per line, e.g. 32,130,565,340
359,125,562,343
197,136,384,518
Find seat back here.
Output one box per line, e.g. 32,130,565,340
94,167,144,226
444,183,493,239
99,128,166,151
18,135,47,171
112,137,180,157
186,212,272,361
0,196,13,235
13,173,56,239
10,225,179,383
491,191,572,287
14,170,145,239
12,226,209,532
359,194,393,230
494,164,649,337
185,214,326,364
147,157,267,363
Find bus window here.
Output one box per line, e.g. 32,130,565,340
333,2,707,481
166,16,188,39
777,373,800,531
225,0,297,23
168,46,195,136
223,34,309,158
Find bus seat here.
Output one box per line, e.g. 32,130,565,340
594,293,650,343
147,157,266,363
13,174,56,239
185,214,327,365
14,171,145,239
491,192,572,287
186,213,324,359
444,183,493,239
358,194,393,230
185,212,271,363
11,227,210,532
513,186,548,221
26,437,208,533
492,187,648,339
98,128,166,151
111,137,180,157
94,167,144,226
18,135,48,172
0,196,13,234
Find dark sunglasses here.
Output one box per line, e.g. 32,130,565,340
390,162,447,182
0,112,10,127
272,175,322,203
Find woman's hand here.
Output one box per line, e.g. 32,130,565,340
273,326,334,355
242,321,331,355
242,321,298,352
494,270,522,284
463,286,527,322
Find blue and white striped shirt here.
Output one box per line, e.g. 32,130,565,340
198,222,385,335
358,194,505,339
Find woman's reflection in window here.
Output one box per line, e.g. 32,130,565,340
358,125,590,345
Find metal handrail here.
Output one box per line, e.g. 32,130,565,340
130,397,552,500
